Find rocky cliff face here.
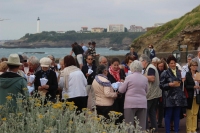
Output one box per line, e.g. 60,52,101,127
132,25,200,54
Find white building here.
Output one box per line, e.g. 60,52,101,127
91,27,104,33
154,23,165,27
129,25,145,32
107,24,124,32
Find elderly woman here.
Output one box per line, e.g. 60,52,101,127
62,55,87,112
34,57,58,103
118,60,148,131
92,65,117,118
57,57,65,100
151,57,160,68
160,55,187,133
184,60,200,133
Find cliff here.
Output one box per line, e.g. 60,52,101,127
132,5,200,54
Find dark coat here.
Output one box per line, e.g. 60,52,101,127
81,64,97,85
107,69,126,123
160,68,187,108
107,69,126,84
184,71,197,109
34,70,58,101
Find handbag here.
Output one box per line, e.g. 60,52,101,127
196,90,200,104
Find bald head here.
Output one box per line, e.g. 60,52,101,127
99,56,108,66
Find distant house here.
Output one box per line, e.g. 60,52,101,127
129,25,145,32
56,31,65,33
91,27,104,33
154,23,165,27
107,24,124,32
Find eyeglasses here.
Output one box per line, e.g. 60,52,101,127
87,58,93,60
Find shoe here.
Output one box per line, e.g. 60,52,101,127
158,124,164,128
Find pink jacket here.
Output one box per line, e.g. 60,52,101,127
118,72,148,109
92,76,117,106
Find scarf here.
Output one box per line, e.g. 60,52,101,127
95,74,111,87
109,66,120,82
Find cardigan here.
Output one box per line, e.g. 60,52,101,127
118,72,148,109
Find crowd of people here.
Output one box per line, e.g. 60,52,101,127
1,42,200,133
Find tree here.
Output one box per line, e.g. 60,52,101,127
124,27,128,32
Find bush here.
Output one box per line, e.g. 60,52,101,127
0,91,155,133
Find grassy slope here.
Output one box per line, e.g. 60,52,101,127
133,5,200,43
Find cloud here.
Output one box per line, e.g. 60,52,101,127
0,0,199,40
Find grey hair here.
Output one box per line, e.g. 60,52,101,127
47,55,55,61
139,54,151,64
27,56,39,65
152,57,160,63
97,65,107,74
59,57,64,63
187,54,195,59
99,56,107,63
130,60,143,73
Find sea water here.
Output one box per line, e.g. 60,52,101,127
0,47,129,59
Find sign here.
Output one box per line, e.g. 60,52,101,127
180,45,187,48
172,50,181,62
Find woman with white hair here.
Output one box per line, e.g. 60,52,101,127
118,60,149,131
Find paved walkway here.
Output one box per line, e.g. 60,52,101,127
157,118,197,133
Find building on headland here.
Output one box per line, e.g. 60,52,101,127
56,31,65,33
107,24,124,32
91,27,104,33
154,23,165,27
128,25,145,32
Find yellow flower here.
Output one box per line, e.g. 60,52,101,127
38,114,43,119
35,103,41,107
51,116,56,119
52,102,63,109
69,120,73,124
17,113,22,116
63,94,69,99
44,130,51,133
82,108,87,111
6,96,12,100
0,105,3,109
66,101,74,105
2,117,6,121
23,88,28,91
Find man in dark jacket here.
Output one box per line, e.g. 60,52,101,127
0,54,27,111
81,55,96,110
126,47,138,60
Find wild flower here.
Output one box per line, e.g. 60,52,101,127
6,95,12,100
0,92,154,133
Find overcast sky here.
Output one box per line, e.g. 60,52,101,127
0,0,199,40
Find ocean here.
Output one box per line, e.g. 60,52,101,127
0,47,129,59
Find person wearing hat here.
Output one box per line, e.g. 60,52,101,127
0,54,27,111
34,57,58,103
85,41,100,65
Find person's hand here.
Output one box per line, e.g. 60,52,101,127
38,86,43,91
183,113,187,117
120,79,124,82
194,86,199,89
86,73,90,77
169,82,180,87
119,65,124,69
42,85,49,89
27,82,33,86
182,78,186,82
